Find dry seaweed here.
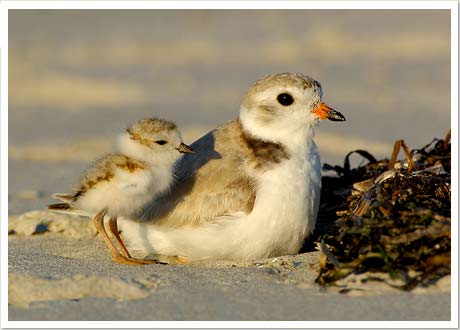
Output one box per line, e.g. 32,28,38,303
310,130,451,290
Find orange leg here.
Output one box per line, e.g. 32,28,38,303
93,209,159,266
108,217,132,258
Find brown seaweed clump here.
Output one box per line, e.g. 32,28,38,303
313,130,451,290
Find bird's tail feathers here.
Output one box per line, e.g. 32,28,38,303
47,207,94,218
48,203,71,210
52,193,74,202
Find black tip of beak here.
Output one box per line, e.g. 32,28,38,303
327,109,346,122
177,143,194,154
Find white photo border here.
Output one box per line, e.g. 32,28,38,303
0,1,457,328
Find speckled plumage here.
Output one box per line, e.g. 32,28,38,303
49,117,191,219
127,118,177,148
73,154,146,199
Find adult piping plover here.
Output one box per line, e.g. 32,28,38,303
48,118,193,265
118,73,346,263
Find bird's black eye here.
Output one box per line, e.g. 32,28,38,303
155,140,168,145
277,93,294,106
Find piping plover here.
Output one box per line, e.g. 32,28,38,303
119,73,345,263
48,118,193,265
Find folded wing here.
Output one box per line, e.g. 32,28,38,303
139,120,256,228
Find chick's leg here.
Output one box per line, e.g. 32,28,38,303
107,218,190,265
108,217,132,258
93,208,158,266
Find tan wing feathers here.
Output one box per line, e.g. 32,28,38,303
139,120,257,227
72,154,146,198
48,154,146,208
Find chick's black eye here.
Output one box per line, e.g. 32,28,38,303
277,93,294,106
155,140,167,145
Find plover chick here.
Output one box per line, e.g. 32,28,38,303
48,117,193,265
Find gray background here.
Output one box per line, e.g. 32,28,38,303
9,9,451,213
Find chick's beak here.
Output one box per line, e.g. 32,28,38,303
176,142,194,154
312,102,346,122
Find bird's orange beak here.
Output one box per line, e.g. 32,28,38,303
312,102,346,121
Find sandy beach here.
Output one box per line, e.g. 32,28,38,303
8,228,451,321
7,9,452,321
